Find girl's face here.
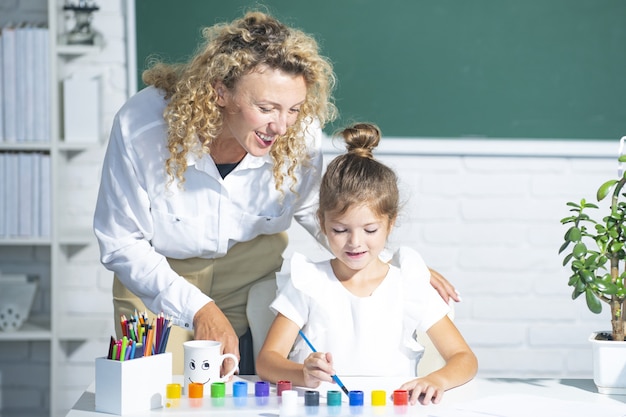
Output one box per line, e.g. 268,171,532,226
216,67,307,157
322,204,393,275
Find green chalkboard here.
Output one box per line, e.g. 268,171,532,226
135,0,626,139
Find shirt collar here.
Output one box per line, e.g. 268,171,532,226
186,146,273,174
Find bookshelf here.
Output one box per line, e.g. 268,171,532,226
0,1,106,416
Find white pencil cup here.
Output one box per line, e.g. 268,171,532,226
95,352,172,415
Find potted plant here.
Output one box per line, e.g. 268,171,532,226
560,156,626,394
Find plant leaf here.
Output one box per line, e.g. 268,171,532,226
580,269,594,283
568,274,579,286
611,241,624,253
572,287,584,299
562,252,573,266
598,180,618,201
594,280,619,295
564,226,582,242
573,242,587,258
585,288,603,314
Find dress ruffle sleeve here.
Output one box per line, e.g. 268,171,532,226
390,246,451,348
272,253,332,329
272,253,334,361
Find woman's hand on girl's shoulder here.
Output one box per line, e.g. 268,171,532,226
429,268,461,303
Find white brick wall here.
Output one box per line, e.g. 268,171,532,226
1,1,623,416
287,147,614,381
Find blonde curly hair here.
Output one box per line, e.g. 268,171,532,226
142,11,337,191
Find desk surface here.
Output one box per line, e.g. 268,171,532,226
68,377,626,417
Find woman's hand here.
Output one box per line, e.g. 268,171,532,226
193,301,239,376
429,268,461,303
303,351,336,388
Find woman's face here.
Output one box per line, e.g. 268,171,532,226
216,67,307,157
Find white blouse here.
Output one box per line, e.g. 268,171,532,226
93,86,323,329
271,248,450,377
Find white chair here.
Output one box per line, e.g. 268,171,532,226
245,278,454,376
246,279,279,365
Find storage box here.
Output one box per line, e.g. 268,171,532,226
62,72,100,143
95,352,172,415
0,275,38,332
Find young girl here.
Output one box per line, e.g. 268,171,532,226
256,123,477,405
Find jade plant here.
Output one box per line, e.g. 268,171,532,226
560,157,626,342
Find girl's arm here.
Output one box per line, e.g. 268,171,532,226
399,316,478,405
256,313,336,388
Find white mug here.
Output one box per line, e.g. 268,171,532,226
183,340,239,396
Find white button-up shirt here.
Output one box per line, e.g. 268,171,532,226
93,87,323,329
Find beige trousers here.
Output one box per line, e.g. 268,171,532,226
112,232,288,374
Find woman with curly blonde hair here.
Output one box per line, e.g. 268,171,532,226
94,10,457,376
144,11,336,194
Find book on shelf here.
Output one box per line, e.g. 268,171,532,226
1,23,49,143
15,25,27,142
63,72,101,143
0,152,51,238
24,26,37,142
35,26,50,143
2,25,17,143
0,154,4,237
4,153,18,236
40,152,51,237
17,152,33,236
31,152,41,237
0,28,3,143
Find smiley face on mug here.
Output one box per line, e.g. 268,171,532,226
183,340,239,395
187,357,212,385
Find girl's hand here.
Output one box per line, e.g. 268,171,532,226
399,377,445,405
303,351,336,388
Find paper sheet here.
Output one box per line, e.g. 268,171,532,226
427,394,626,417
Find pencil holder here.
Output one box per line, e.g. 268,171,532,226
95,352,172,415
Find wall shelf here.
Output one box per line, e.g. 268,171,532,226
56,43,101,56
0,319,52,341
0,2,108,416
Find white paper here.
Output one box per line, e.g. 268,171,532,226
427,394,626,417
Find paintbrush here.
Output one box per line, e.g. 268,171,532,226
298,329,350,396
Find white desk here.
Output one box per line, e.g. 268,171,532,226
67,377,626,417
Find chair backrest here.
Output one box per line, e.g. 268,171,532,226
245,278,455,377
246,279,279,364
415,302,455,376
